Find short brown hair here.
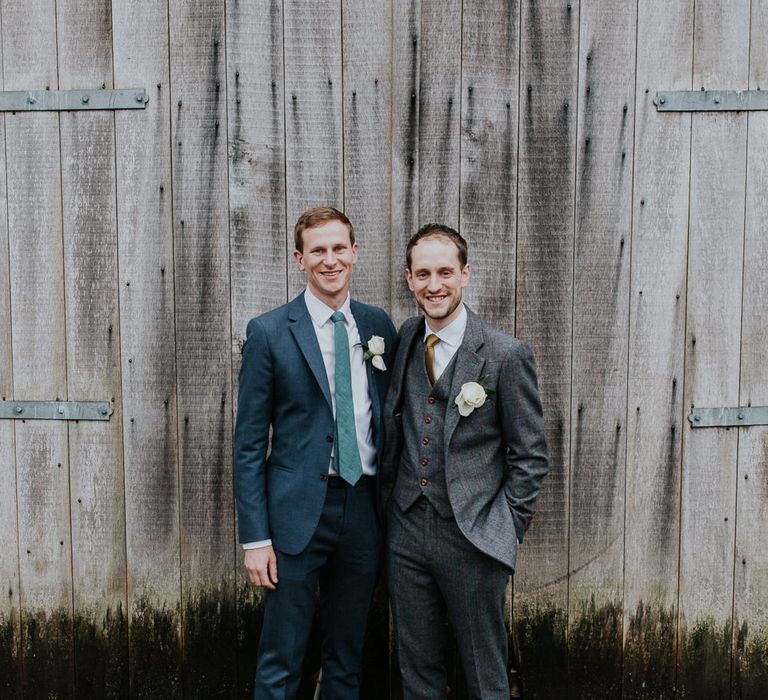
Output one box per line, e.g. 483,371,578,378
406,223,468,268
294,207,354,252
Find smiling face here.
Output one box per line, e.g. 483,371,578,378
293,220,358,309
405,234,471,331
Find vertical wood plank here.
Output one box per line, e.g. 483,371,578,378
513,1,578,696
343,0,393,310
623,3,693,698
732,0,768,695
2,1,73,697
112,0,182,696
390,0,421,324
0,13,21,694
459,0,519,334
341,3,393,696
679,2,750,697
55,1,128,695
169,0,236,695
225,0,286,695
284,0,343,297
418,0,461,227
567,2,636,697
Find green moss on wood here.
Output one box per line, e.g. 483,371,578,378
568,596,623,699
514,601,568,698
624,601,677,698
733,620,768,699
21,608,74,699
0,609,21,698
678,617,732,699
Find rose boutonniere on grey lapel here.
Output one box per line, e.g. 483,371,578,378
454,377,495,417
362,335,387,371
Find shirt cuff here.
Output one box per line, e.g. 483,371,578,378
242,539,272,549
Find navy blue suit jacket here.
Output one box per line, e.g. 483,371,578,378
234,293,397,555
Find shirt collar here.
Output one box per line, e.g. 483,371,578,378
423,304,467,348
304,287,351,327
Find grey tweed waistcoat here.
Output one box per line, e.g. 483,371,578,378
392,335,457,518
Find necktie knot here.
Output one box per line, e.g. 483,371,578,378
426,334,440,350
331,311,346,325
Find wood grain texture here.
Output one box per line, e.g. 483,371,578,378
733,1,768,695
343,0,393,310
623,2,693,697
418,0,461,226
284,0,344,297
2,1,73,697
568,3,636,697
169,0,236,694
459,0,519,334
390,0,421,324
112,0,182,694
55,1,127,694
513,2,578,696
0,16,21,695
678,1,750,697
225,1,286,694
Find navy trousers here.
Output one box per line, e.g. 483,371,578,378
255,476,381,699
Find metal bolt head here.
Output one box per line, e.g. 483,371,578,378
738,413,744,420
15,406,23,414
714,96,720,104
58,405,65,414
659,96,666,104
101,407,108,416
694,414,701,422
81,94,89,104
136,93,144,103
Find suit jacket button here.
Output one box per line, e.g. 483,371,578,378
424,416,432,424
420,478,428,487
326,435,334,443
320,474,327,481
420,458,429,466
427,397,436,405
422,437,429,445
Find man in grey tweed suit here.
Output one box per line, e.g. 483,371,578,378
381,224,549,699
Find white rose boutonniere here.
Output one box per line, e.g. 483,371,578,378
363,335,387,371
454,381,489,416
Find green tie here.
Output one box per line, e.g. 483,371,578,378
331,311,363,485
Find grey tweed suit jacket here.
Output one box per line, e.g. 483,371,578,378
380,308,549,570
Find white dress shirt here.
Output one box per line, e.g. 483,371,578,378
423,304,468,381
244,288,377,550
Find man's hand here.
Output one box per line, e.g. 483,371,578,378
244,546,278,590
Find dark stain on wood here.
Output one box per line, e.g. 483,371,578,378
515,602,568,698
130,597,182,698
623,601,677,699
568,596,623,698
734,619,768,698
182,584,237,698
0,608,21,698
20,608,74,699
73,603,128,698
678,617,732,699
404,26,419,231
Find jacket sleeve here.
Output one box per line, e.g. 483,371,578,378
498,342,549,543
233,318,274,543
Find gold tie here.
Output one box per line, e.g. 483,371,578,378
425,334,440,385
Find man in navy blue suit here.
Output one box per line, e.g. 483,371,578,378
234,207,397,699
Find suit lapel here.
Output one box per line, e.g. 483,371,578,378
288,294,333,412
389,317,424,414
444,309,486,445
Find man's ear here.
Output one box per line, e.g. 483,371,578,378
293,249,305,271
460,263,471,288
405,267,415,292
